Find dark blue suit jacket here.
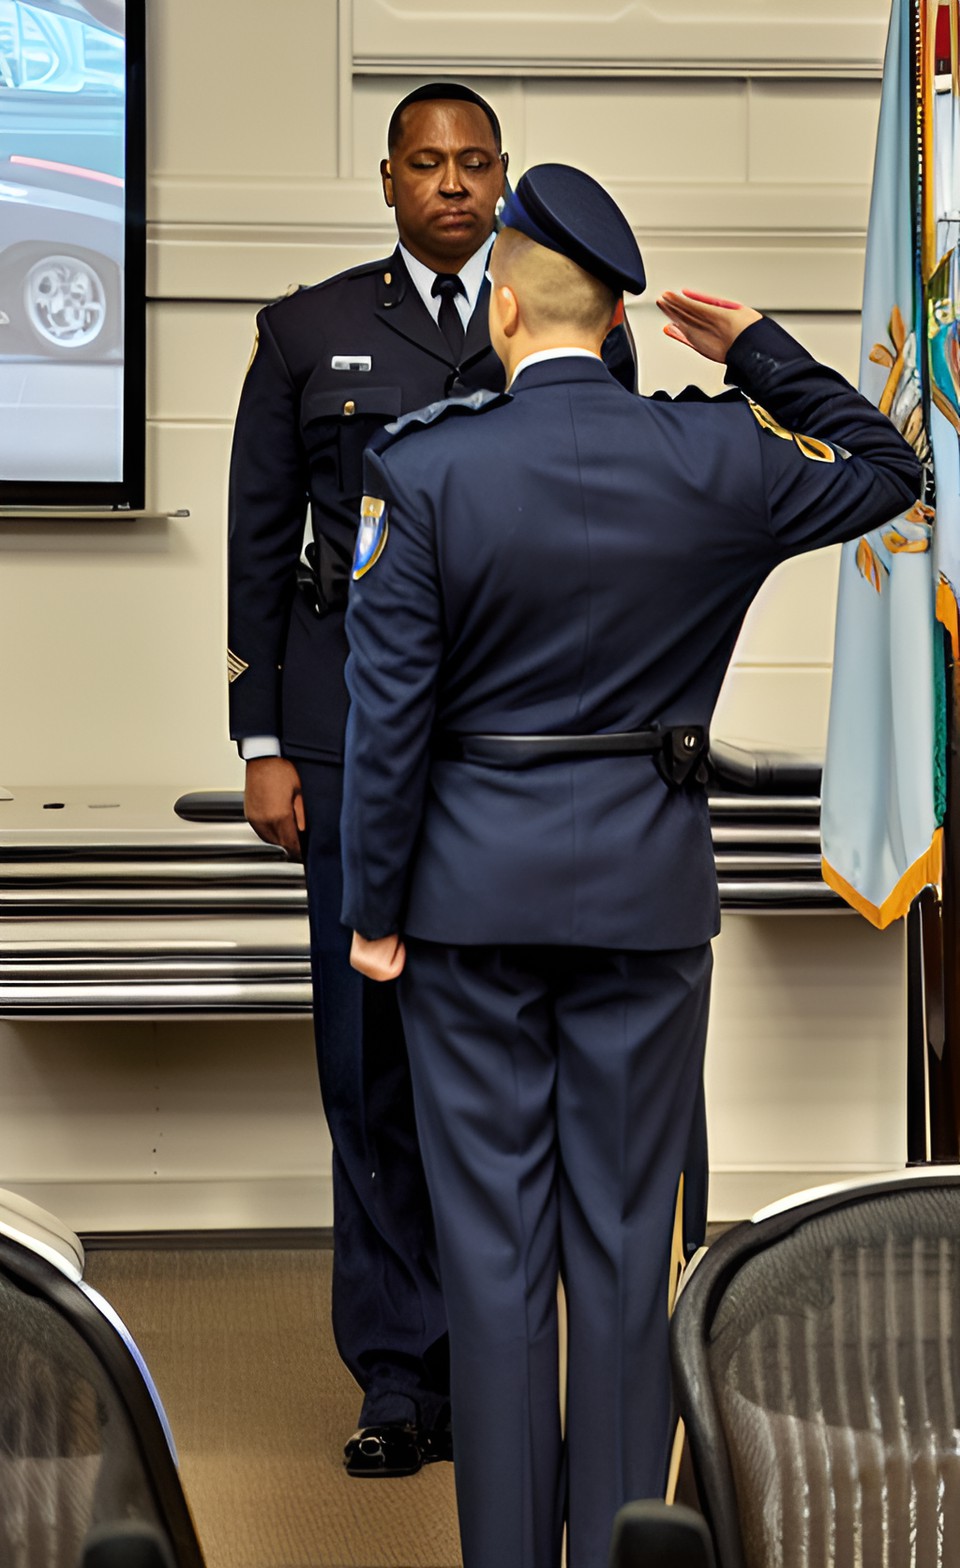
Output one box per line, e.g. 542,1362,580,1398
227,248,635,761
341,318,922,950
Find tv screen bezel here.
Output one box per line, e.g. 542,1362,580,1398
0,0,146,511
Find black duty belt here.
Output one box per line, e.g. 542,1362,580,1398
435,725,709,788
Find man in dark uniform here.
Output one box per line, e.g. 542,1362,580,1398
226,82,510,1475
340,166,922,1563
228,86,637,1474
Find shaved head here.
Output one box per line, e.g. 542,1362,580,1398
491,227,617,338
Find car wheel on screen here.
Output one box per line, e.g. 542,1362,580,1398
20,251,118,357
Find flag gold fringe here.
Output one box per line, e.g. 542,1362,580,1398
822,829,943,929
937,578,960,657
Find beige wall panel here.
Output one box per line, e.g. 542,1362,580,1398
148,225,398,303
149,218,869,309
0,1020,330,1231
147,0,339,219
10,1177,329,1232
522,79,748,184
771,312,864,385
706,915,906,1217
149,303,265,424
351,76,525,177
712,667,833,750
749,79,881,186
149,179,380,229
0,424,240,788
729,549,842,668
134,1021,327,1187
629,304,727,396
631,309,862,403
352,0,888,74
639,238,867,314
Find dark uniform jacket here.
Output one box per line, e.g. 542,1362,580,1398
341,317,923,951
227,247,635,761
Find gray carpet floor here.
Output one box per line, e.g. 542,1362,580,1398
83,1246,461,1568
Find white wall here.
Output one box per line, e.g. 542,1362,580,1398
0,0,909,1230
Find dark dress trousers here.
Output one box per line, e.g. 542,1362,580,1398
340,318,922,1562
227,247,637,1429
227,248,501,1428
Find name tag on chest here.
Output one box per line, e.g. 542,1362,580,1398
331,355,372,372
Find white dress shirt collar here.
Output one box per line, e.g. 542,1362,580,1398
509,346,602,387
398,238,495,328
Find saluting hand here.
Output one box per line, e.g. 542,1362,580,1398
656,288,762,363
243,756,306,861
350,932,406,983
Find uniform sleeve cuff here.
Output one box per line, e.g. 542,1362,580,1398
723,315,814,388
239,735,282,761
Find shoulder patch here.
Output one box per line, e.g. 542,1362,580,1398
353,497,388,580
368,388,512,459
749,400,836,463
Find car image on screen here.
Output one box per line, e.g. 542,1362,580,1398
0,153,122,356
0,0,134,493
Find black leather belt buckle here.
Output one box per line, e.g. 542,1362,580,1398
655,726,708,788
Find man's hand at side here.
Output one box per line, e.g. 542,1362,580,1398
656,288,762,362
350,932,407,982
244,756,305,860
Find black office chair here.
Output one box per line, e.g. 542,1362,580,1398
609,1500,716,1567
624,1169,960,1568
0,1188,204,1568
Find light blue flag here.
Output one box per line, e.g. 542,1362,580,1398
822,0,944,927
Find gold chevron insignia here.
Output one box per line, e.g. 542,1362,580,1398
227,648,249,684
749,402,835,463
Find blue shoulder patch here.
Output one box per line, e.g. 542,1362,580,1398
353,496,388,580
368,388,511,458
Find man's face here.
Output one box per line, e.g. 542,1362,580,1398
381,100,506,272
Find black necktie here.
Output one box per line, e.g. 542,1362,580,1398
432,273,466,360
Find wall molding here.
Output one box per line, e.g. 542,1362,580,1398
355,61,886,81
710,1165,908,1221
351,0,888,76
147,227,869,313
2,1178,333,1234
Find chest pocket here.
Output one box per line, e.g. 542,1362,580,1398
301,385,403,498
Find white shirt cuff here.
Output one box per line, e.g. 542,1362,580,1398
239,735,282,761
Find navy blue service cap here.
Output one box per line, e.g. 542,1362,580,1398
499,163,645,296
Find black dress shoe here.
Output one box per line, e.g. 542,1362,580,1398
343,1422,423,1477
420,1425,453,1463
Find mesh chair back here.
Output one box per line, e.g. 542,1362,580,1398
0,1234,203,1568
672,1176,960,1568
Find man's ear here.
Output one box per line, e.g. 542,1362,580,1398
380,159,394,208
496,284,520,339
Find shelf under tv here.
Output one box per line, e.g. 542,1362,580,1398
0,509,190,522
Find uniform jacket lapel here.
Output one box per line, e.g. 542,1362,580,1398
374,247,493,371
374,249,452,366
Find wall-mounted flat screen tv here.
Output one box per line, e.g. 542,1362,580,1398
0,0,145,508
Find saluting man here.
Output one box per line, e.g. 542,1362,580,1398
340,165,923,1564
